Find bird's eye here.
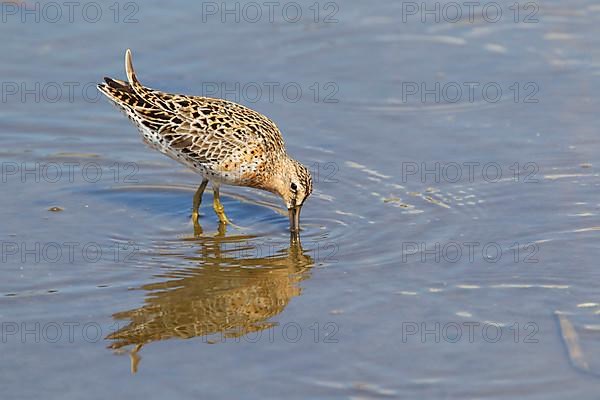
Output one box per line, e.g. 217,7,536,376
290,182,298,192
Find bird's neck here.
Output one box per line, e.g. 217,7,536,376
260,155,295,197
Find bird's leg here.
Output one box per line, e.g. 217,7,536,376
216,221,227,237
212,185,232,225
193,218,204,237
192,179,209,223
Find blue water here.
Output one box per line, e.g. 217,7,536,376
1,0,600,398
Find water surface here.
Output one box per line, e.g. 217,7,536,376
1,0,600,398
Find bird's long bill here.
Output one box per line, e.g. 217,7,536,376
288,206,302,233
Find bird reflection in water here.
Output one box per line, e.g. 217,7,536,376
107,223,314,373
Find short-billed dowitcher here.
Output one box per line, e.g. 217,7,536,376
98,50,312,232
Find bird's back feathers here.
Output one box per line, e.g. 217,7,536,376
97,49,288,186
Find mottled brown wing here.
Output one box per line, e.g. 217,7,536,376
99,70,286,179
136,90,286,174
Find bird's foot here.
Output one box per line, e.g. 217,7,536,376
192,218,204,237
213,206,244,230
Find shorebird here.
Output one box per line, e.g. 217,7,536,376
98,50,312,232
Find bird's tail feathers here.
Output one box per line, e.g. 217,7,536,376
103,77,133,93
97,77,139,112
124,48,153,99
125,49,139,87
98,49,149,109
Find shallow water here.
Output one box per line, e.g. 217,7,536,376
2,0,600,398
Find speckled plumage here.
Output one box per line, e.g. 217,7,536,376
98,50,312,231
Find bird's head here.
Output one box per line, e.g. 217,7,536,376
272,158,313,233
